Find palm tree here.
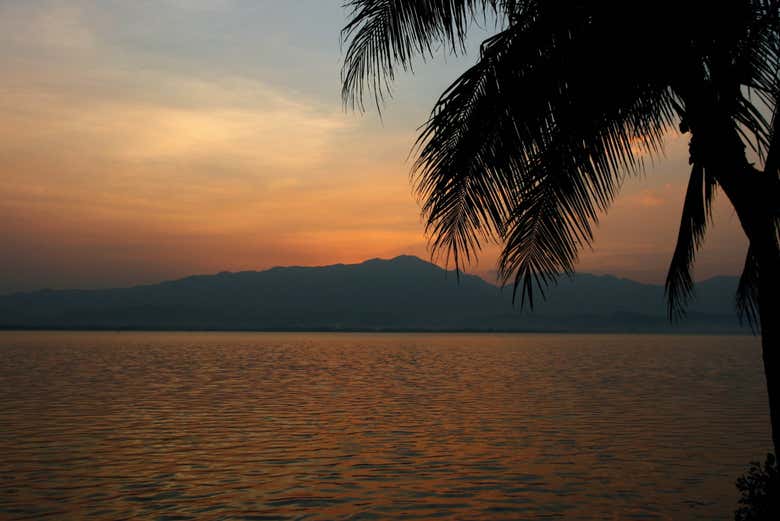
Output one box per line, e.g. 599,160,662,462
341,0,780,454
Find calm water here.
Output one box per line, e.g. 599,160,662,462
0,332,771,520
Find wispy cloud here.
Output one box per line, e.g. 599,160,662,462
0,1,96,52
0,0,748,292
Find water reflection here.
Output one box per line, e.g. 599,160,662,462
0,332,771,519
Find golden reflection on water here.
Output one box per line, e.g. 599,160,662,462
0,332,771,520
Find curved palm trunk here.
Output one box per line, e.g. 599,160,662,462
720,161,780,458
755,102,780,458
757,246,780,455
723,175,780,458
682,93,780,455
718,165,780,458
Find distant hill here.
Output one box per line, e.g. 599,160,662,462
0,255,749,333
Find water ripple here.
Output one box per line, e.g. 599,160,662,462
0,332,771,520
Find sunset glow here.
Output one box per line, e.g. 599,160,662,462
0,1,747,292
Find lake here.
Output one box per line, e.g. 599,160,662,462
0,332,771,520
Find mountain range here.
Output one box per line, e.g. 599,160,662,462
0,255,750,333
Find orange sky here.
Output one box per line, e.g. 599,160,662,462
0,1,748,293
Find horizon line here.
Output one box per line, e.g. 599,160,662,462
1,254,740,297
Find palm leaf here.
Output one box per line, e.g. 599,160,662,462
414,3,678,301
342,0,779,316
498,85,677,307
414,22,545,272
665,162,716,320
341,0,497,111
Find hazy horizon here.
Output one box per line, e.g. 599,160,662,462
0,253,745,295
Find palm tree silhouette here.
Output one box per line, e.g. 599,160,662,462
341,0,780,454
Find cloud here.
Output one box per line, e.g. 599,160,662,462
0,1,750,293
2,72,352,168
622,189,667,208
162,0,236,11
0,32,421,292
0,1,95,52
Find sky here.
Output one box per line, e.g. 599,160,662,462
0,0,749,293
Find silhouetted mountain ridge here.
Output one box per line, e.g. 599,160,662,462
0,255,747,332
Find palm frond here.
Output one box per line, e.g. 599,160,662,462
765,89,780,177
665,162,716,320
414,3,678,302
414,23,537,272
498,86,678,307
714,1,780,156
341,0,497,111
737,43,777,332
498,148,603,308
342,0,778,316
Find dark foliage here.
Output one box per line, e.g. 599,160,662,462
735,453,780,521
341,0,780,314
